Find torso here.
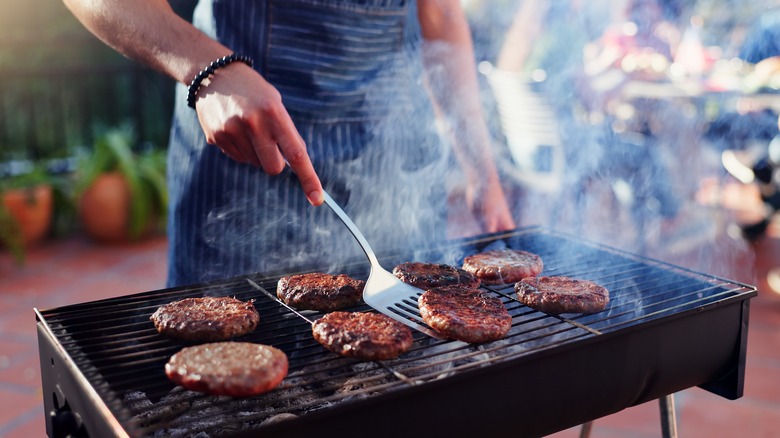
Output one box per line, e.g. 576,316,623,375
166,0,448,286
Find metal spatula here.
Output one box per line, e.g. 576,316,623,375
321,190,443,339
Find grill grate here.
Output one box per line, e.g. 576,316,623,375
36,227,756,437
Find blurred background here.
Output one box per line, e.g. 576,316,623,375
1,0,780,262
1,0,779,437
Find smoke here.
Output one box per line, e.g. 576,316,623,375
193,40,466,279
192,1,765,283
462,0,762,281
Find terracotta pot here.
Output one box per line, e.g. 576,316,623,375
78,172,133,243
1,184,53,247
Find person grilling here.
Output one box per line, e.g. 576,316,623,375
62,0,516,287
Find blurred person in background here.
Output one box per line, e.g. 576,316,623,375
712,9,780,240
585,0,681,80
62,0,515,287
491,0,684,243
583,0,687,221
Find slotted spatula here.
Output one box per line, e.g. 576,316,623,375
320,190,443,339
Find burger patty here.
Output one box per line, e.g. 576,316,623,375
311,311,413,361
150,296,259,342
277,272,365,311
515,276,610,314
418,285,512,343
462,249,543,285
392,262,480,289
165,342,288,397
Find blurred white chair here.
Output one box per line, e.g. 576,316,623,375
480,61,565,195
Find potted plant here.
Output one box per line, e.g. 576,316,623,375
76,126,167,243
0,164,58,264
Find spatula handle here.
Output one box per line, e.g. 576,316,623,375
284,160,381,268
321,190,380,267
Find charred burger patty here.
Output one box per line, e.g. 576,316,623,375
418,285,512,343
515,276,610,314
392,261,480,289
462,249,544,285
311,311,413,360
150,296,259,342
165,342,288,397
277,272,365,311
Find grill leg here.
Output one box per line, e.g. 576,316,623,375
659,394,678,438
580,395,677,438
578,421,593,438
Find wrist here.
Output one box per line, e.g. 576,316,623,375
186,53,254,109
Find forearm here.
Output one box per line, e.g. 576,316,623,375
62,0,230,85
418,0,499,185
63,0,325,205
496,2,548,72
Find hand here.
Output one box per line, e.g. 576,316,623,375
466,179,516,233
193,62,324,206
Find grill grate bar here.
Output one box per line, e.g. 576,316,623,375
136,369,414,437
57,274,733,385
384,325,592,384
246,278,315,324
581,287,746,333
122,317,593,437
54,280,737,383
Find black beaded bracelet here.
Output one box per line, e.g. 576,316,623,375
186,53,254,109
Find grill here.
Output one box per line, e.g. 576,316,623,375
36,227,756,438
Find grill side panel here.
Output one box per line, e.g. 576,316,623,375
698,299,751,399
37,321,132,438
240,299,752,438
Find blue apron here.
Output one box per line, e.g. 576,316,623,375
167,0,448,286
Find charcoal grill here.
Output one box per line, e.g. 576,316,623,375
36,227,756,438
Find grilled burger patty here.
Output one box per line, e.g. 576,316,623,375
311,311,413,360
418,285,512,343
515,276,610,314
277,272,365,311
392,262,480,289
165,342,288,397
150,296,259,342
462,249,543,285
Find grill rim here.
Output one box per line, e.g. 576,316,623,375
35,226,758,438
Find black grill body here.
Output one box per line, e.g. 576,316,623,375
36,227,756,438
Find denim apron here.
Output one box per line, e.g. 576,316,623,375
166,0,448,286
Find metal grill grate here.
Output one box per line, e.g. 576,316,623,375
36,227,756,438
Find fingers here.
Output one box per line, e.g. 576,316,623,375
484,210,516,233
217,133,323,206
212,133,252,164
195,71,323,205
470,182,516,233
274,125,324,206
234,124,324,206
249,139,286,176
217,136,261,167
243,110,323,206
484,196,516,232
287,153,324,206
480,209,513,233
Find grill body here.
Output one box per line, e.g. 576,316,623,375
36,227,756,438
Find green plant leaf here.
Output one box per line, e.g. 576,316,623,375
0,203,25,265
138,152,168,221
0,165,50,191
102,129,149,239
75,136,114,195
49,173,77,238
